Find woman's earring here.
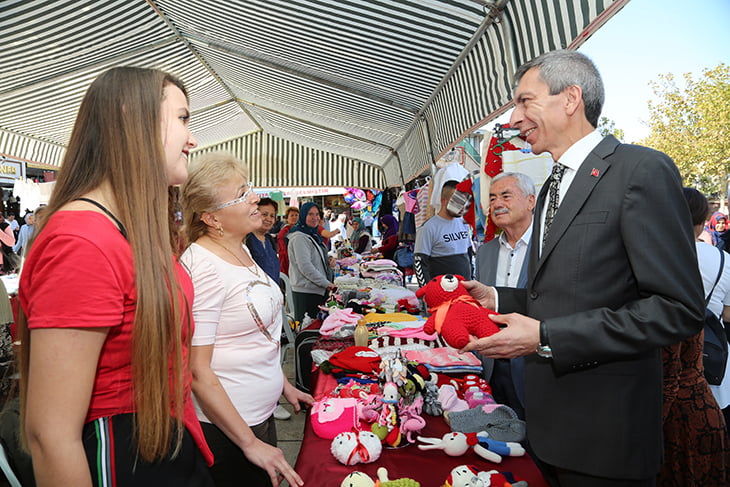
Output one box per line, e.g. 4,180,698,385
217,225,224,237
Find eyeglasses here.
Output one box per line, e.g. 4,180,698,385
211,183,256,211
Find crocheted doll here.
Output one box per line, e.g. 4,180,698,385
415,274,500,349
442,464,528,487
340,467,420,487
417,431,525,464
331,430,382,466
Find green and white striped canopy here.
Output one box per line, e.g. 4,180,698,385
0,0,628,188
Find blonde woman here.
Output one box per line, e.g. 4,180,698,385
18,67,213,486
180,153,313,487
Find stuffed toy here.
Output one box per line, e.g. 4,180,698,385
398,397,427,443
422,380,444,416
341,467,420,487
416,431,525,464
341,471,377,487
441,464,528,487
331,430,383,466
370,382,402,446
396,361,430,400
415,274,500,349
311,397,361,439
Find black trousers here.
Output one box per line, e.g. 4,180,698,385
200,416,277,487
82,414,213,487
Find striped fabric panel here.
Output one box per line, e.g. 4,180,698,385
191,132,386,189
0,0,626,186
0,131,66,168
422,0,618,163
92,417,115,487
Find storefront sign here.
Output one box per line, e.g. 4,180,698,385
0,156,24,183
255,187,346,198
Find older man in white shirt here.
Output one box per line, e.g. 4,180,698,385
475,171,535,419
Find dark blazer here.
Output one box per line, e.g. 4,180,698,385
476,236,530,289
476,235,531,418
498,136,704,479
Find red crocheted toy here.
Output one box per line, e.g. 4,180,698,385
415,274,500,349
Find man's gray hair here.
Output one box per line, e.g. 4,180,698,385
492,171,536,198
514,49,604,128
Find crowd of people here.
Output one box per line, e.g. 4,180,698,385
6,48,730,487
8,65,389,487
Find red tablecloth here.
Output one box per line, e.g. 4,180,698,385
295,370,549,487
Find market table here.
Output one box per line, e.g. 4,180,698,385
294,369,549,487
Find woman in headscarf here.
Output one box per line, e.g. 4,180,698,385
372,214,399,260
286,202,336,323
348,217,372,254
707,211,728,249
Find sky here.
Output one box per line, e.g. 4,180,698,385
488,0,730,143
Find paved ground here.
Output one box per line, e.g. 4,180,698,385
276,347,306,487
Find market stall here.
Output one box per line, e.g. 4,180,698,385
289,251,547,486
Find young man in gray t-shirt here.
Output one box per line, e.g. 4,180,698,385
414,180,472,286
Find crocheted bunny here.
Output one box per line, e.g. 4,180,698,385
417,431,525,464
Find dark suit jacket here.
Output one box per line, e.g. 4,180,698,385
476,236,530,418
476,236,530,289
498,136,704,479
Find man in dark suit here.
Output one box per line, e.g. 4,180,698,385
475,171,536,420
462,50,704,487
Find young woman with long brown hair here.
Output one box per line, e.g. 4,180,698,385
17,67,213,486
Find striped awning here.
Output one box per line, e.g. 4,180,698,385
0,0,628,188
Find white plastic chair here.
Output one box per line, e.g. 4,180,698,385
279,272,297,363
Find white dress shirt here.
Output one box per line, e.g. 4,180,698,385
495,130,605,311
538,130,604,255
496,224,533,287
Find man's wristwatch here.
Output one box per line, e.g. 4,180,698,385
536,321,553,359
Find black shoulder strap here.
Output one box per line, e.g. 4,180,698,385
706,249,725,306
74,198,128,240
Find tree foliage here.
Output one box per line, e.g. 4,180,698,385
641,64,730,197
598,116,624,141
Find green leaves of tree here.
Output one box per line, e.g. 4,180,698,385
641,64,730,197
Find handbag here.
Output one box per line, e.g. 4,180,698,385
703,249,728,385
394,245,414,268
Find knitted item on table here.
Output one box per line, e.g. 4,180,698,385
445,404,526,442
437,384,469,413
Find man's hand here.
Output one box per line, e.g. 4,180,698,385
462,280,496,310
461,313,540,358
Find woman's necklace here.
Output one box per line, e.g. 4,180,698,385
207,238,277,345
209,238,263,281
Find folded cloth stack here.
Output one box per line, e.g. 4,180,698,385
403,347,483,374
320,346,382,376
359,259,403,285
319,307,362,336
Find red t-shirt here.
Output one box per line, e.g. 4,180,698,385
20,210,213,465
